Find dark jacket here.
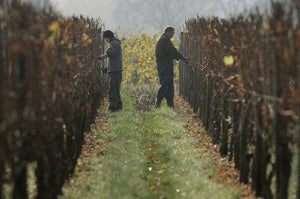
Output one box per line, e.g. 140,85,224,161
106,37,123,73
155,33,184,64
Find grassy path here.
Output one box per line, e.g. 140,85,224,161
59,87,243,199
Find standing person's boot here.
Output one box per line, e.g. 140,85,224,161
155,99,161,108
108,102,118,112
117,101,123,110
167,98,175,108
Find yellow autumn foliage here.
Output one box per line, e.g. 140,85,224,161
223,55,234,66
49,21,60,32
121,32,179,85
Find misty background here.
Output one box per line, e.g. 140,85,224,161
23,0,271,36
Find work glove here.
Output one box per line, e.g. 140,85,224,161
183,57,189,63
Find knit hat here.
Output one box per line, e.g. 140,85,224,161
103,30,114,38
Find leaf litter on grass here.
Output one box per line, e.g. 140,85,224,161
61,88,256,199
174,96,258,199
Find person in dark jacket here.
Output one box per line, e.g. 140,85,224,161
98,30,123,111
155,26,188,108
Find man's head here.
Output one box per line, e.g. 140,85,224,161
164,26,175,38
103,30,114,42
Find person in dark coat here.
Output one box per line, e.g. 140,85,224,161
155,26,188,108
98,30,123,111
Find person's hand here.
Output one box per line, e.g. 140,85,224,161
101,67,108,74
183,57,189,63
98,54,108,61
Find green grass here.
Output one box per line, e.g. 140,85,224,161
60,86,240,199
288,144,299,199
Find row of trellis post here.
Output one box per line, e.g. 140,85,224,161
179,2,300,199
0,1,108,198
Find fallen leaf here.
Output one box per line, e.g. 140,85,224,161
157,170,164,175
223,55,234,66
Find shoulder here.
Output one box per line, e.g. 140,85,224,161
111,41,122,49
110,40,120,45
111,38,121,44
158,35,170,44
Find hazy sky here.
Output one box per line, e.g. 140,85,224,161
52,0,116,30
49,0,270,35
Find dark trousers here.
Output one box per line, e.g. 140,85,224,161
108,71,122,109
156,61,174,104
